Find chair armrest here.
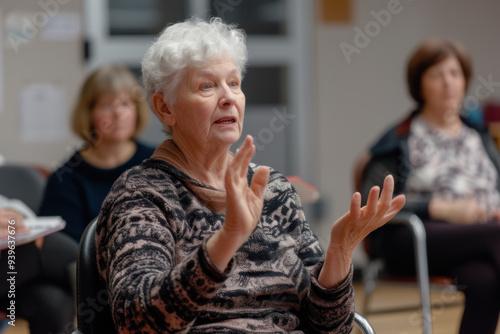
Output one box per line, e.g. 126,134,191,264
354,312,375,334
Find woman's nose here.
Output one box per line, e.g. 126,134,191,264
218,85,236,108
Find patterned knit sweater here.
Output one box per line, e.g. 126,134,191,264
96,155,354,333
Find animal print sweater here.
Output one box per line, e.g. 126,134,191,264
96,157,354,333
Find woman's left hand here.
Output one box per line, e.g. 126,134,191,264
223,135,270,243
206,135,270,272
318,175,405,288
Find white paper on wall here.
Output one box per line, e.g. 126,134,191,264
41,12,81,41
20,83,67,142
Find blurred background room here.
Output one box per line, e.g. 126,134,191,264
1,0,500,333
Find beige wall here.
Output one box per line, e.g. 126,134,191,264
0,0,84,170
313,0,500,260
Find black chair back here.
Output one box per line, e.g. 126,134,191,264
74,217,117,334
0,164,46,213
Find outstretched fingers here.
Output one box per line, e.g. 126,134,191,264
379,174,394,201
251,166,270,200
237,135,255,178
350,192,362,221
384,194,406,221
363,175,405,225
365,185,380,217
378,175,405,220
227,135,254,187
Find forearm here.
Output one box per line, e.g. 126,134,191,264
109,241,231,333
318,244,353,289
205,228,244,272
304,262,355,333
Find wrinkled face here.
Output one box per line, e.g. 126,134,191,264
421,56,466,114
168,57,245,149
91,91,137,143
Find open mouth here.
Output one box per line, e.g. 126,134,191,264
215,117,236,124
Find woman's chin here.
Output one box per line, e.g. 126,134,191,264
214,132,241,147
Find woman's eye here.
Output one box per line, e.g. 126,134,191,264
202,83,212,89
230,81,239,87
450,69,461,77
98,103,112,111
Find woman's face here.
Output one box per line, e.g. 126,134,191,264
91,91,137,144
168,57,245,150
420,56,466,114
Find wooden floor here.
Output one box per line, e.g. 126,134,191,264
353,282,500,334
3,283,500,333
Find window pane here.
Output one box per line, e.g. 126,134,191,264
109,0,187,36
210,0,286,35
243,66,287,105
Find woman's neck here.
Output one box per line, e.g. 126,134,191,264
172,137,232,189
81,140,136,169
419,105,463,137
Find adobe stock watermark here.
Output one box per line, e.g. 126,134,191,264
405,283,463,334
462,73,500,117
253,106,296,152
46,288,111,334
7,0,73,53
339,0,412,64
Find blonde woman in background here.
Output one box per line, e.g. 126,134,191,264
40,64,155,242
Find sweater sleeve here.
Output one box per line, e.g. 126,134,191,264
96,175,233,333
283,176,355,333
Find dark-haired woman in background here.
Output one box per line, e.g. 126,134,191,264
363,38,500,333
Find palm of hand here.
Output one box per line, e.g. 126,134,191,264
330,175,405,251
223,136,270,242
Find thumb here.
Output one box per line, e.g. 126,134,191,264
251,166,270,199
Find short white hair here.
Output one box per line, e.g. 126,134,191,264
141,17,247,127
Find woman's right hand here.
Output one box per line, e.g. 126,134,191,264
429,198,488,224
206,135,270,271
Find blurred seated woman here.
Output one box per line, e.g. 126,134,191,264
0,195,77,334
362,38,500,334
39,64,155,242
96,17,405,333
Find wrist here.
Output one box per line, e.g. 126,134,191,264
319,242,354,289
206,229,244,272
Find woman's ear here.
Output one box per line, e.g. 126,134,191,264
152,93,176,127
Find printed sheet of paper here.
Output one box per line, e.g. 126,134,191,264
0,216,65,250
41,12,81,41
20,83,68,142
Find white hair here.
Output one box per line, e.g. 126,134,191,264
141,17,247,130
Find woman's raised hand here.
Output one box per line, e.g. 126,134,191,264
224,135,270,242
319,175,405,288
332,175,405,249
206,135,270,271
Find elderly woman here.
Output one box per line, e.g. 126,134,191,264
40,64,155,242
96,17,404,333
362,38,500,333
